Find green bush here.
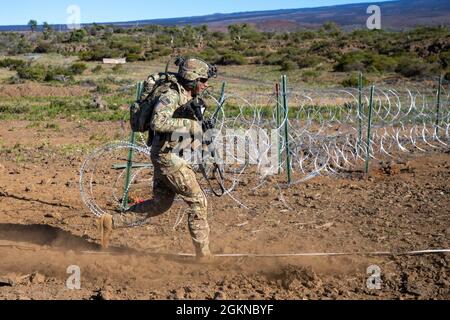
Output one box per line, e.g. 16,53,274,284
112,64,123,73
69,62,88,75
216,52,246,65
302,70,320,79
158,47,172,57
445,69,450,81
96,83,110,93
0,58,26,70
280,60,297,71
341,74,369,87
242,48,261,57
15,63,74,82
79,45,114,61
335,51,399,73
440,51,450,68
296,55,325,69
45,65,73,81
261,53,284,66
68,29,88,42
369,54,397,73
0,104,30,114
395,57,430,78
34,41,54,53
91,65,102,73
125,53,141,62
334,51,368,72
16,64,48,81
198,48,220,63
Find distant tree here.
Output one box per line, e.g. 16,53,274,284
228,24,243,41
322,21,341,35
28,20,38,32
228,23,259,42
43,22,52,32
42,22,53,40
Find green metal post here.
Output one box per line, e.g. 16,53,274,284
275,83,282,174
219,81,226,104
357,73,363,148
435,75,443,136
281,75,292,184
121,82,143,210
365,85,375,174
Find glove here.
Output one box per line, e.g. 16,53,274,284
189,120,203,150
189,120,203,136
202,119,215,132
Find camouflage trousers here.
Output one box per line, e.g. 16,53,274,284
113,158,210,256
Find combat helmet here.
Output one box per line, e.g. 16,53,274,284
175,57,217,81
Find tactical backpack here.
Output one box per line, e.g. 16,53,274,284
130,72,181,133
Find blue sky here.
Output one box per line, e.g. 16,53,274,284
0,0,390,25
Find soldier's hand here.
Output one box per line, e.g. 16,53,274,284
202,119,215,132
190,120,203,136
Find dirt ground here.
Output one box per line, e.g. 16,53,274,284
0,120,449,300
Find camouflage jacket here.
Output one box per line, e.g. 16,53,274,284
150,81,194,169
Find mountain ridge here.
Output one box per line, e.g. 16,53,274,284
1,0,449,32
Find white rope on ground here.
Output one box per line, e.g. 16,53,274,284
176,249,450,258
74,248,450,257
2,245,445,257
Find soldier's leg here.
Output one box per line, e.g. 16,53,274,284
111,165,176,228
165,164,210,257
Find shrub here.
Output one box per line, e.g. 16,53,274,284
296,55,325,69
335,51,398,73
6,76,25,84
158,47,172,56
16,64,48,81
125,53,141,62
216,52,246,65
0,104,30,114
261,53,284,66
44,66,73,82
68,29,88,42
334,51,368,72
440,51,450,68
341,74,369,87
34,41,54,53
112,64,123,73
91,65,102,73
198,48,220,63
369,54,397,73
302,70,320,78
395,57,430,78
0,58,26,70
445,69,450,81
79,45,114,61
69,62,88,75
280,60,297,71
96,83,110,93
242,48,260,57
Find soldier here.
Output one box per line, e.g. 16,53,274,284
99,58,216,261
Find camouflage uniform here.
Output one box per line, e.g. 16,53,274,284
110,58,212,257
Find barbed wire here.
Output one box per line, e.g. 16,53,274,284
79,81,449,220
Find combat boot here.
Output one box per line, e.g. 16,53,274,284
97,213,114,248
194,242,214,263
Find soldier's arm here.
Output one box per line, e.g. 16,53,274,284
151,90,194,133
